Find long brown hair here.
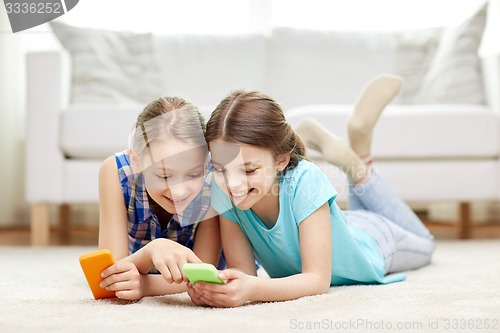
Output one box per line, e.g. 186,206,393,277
205,90,305,171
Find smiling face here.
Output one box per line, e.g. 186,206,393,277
209,140,289,211
139,139,208,215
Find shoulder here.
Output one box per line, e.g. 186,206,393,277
281,160,337,223
282,160,331,191
284,159,322,175
100,151,134,186
99,154,119,178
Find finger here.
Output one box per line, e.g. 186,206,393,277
198,286,231,303
99,274,124,288
218,268,242,281
101,263,123,278
101,261,135,278
193,281,227,293
199,295,222,308
188,286,203,298
186,282,198,293
155,262,174,283
187,290,204,304
115,289,141,301
181,266,190,283
104,280,133,292
100,272,131,288
171,266,184,284
199,291,234,308
189,292,208,306
167,260,185,284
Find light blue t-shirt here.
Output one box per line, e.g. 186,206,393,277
211,160,406,285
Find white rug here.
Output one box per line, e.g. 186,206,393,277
1,240,499,333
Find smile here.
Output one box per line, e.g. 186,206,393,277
165,195,190,206
230,188,254,200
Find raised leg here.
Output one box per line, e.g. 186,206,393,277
350,169,434,239
294,118,368,184
347,75,403,159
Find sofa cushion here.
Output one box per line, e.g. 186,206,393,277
267,27,397,111
60,105,140,159
60,104,216,159
393,28,442,103
153,33,267,106
414,4,487,104
315,159,500,203
286,104,499,159
50,21,164,104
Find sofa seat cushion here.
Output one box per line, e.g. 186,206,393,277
60,105,216,159
285,104,499,159
60,105,140,159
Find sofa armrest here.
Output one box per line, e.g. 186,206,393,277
481,55,500,115
479,0,500,115
25,51,70,204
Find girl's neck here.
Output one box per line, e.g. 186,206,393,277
146,192,173,231
251,181,280,229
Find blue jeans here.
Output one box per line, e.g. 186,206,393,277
344,167,436,274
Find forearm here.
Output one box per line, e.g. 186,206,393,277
251,273,330,302
119,239,193,274
142,274,187,297
193,216,222,266
119,247,154,274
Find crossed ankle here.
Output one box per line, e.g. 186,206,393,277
360,155,373,166
353,165,372,186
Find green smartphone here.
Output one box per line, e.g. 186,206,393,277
182,263,225,284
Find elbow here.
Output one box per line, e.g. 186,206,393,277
311,275,331,295
318,283,330,295
302,271,331,296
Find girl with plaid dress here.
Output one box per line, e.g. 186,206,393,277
98,97,221,300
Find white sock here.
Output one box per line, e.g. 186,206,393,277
347,75,403,159
295,118,368,184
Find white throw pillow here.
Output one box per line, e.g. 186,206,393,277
393,28,442,103
50,21,164,104
413,4,487,104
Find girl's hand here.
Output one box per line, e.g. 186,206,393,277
100,261,145,300
186,282,209,306
145,238,202,284
192,269,256,308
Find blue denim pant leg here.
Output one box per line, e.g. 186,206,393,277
346,167,436,274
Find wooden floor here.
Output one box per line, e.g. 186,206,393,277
0,227,100,246
1,218,500,246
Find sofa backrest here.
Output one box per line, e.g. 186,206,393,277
49,2,492,112
153,33,268,106
266,1,487,110
266,27,401,111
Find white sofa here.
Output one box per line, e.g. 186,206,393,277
26,5,500,245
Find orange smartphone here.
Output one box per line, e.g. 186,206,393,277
79,249,117,300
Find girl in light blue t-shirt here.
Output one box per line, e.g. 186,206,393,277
187,76,435,308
